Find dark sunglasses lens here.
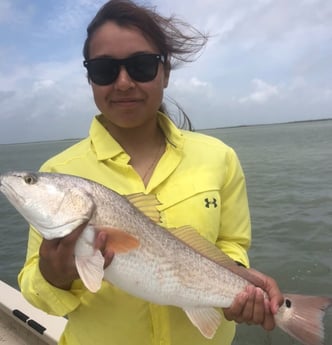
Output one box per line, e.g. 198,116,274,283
126,55,159,82
87,59,119,85
85,54,161,85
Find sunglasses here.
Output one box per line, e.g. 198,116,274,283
83,53,166,86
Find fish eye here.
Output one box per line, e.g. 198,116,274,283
285,298,292,308
24,174,37,185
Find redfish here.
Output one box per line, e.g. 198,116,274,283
0,171,331,345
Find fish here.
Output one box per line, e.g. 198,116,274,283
0,171,331,345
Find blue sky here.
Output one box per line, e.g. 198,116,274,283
0,0,331,143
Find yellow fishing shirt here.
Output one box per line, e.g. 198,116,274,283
18,113,251,345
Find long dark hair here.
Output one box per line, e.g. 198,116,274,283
83,0,208,130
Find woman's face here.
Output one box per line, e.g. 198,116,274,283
88,21,169,130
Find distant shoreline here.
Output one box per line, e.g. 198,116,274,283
201,117,332,131
1,117,331,145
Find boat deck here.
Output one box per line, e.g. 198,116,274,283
0,280,67,344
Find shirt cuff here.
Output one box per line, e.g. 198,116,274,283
21,263,81,316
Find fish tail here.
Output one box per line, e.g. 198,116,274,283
275,293,332,345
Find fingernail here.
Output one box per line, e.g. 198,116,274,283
246,285,254,294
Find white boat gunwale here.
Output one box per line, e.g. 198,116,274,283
0,280,66,345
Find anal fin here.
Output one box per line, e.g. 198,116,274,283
184,307,221,339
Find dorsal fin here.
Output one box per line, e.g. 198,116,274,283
170,226,265,289
126,193,161,223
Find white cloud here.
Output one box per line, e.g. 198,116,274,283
33,79,55,91
0,57,98,143
171,77,210,92
239,79,279,104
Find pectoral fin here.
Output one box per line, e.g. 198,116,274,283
94,226,140,253
184,307,221,339
75,226,139,293
75,249,105,293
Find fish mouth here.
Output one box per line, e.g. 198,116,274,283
0,179,25,205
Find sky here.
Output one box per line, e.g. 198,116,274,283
0,0,331,144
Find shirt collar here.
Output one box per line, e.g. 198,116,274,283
157,112,184,151
90,112,185,161
90,115,124,161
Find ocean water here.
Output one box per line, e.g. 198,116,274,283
0,120,331,345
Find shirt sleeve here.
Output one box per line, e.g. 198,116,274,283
215,148,251,268
17,226,83,316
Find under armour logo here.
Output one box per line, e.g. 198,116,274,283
204,198,217,208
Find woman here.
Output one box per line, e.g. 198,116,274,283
18,1,283,344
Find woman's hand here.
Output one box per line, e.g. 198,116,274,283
39,224,115,290
39,223,87,290
223,269,284,331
